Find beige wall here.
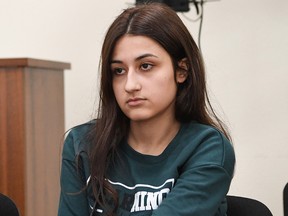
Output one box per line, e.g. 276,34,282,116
1,0,287,215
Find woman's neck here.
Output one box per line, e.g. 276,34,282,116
128,116,181,156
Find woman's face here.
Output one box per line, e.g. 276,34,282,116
111,35,186,123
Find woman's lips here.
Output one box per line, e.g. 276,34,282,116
127,98,146,106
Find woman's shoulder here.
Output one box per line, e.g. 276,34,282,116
178,121,235,174
183,121,231,145
67,119,96,139
62,120,96,159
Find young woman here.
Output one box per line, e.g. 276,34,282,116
58,3,235,216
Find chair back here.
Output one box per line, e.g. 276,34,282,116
0,193,20,216
226,195,273,216
284,183,288,216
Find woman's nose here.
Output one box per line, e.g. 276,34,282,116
124,70,141,92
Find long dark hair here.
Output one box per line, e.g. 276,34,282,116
87,2,231,215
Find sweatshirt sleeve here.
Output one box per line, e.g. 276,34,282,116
152,128,235,216
58,129,90,216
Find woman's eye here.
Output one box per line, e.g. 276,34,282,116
113,67,125,75
141,63,153,71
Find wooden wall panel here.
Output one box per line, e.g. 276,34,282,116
0,68,25,215
24,68,64,216
0,58,70,216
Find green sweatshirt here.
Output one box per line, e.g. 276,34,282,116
58,121,235,216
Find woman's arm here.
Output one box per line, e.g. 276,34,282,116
152,130,235,216
58,130,90,216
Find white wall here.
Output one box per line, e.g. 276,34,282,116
1,0,287,215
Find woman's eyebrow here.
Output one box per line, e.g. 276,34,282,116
110,60,122,64
111,53,158,64
135,53,158,61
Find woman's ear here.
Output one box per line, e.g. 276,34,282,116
176,58,188,83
